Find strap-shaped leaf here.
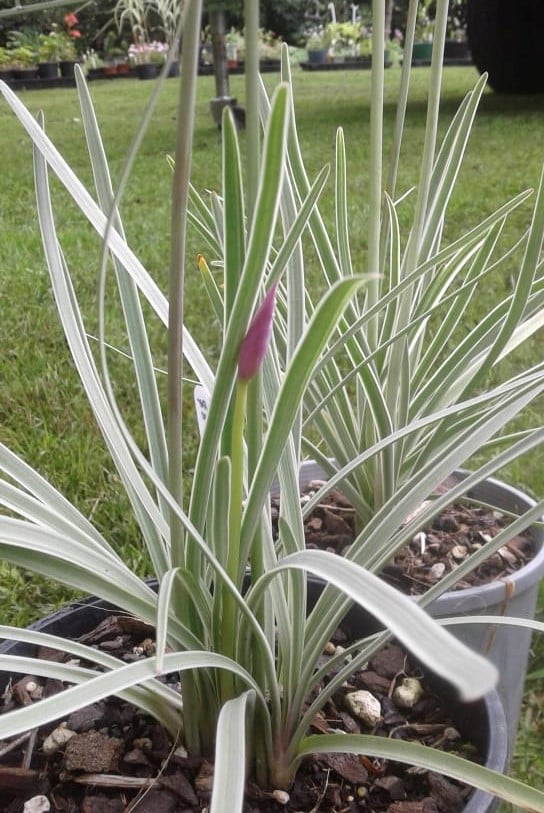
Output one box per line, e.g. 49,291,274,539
0,81,214,394
252,549,497,702
0,651,262,741
210,691,256,813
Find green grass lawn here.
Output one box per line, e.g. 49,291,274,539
1,65,543,798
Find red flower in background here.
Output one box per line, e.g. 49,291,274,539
63,12,81,38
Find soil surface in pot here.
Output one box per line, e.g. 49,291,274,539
0,615,484,813
271,480,533,595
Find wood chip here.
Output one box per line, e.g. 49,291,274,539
316,751,368,784
0,766,41,793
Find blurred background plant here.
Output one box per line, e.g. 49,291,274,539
414,0,434,41
5,44,36,67
304,24,331,52
127,37,168,63
37,13,81,62
257,27,282,60
326,20,362,58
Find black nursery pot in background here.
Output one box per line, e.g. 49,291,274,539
37,61,58,79
135,63,160,80
59,60,76,78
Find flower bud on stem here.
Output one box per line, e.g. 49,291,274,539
220,283,277,703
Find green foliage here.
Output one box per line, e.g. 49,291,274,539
7,44,37,67
0,44,8,66
0,0,544,809
114,0,179,52
260,0,309,44
37,30,77,62
0,6,98,53
115,0,150,42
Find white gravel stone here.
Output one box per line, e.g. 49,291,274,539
429,562,446,580
42,723,76,755
393,677,424,709
271,790,290,804
23,796,51,813
451,545,468,560
344,690,381,726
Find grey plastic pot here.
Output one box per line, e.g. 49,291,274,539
298,461,544,760
0,589,508,813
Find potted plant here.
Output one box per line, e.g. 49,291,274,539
7,45,38,79
327,21,361,62
55,12,81,77
115,0,177,77
148,0,182,76
225,26,244,68
412,1,434,63
128,39,168,78
257,27,282,70
1,1,544,811
97,31,128,75
358,33,373,65
188,0,544,762
34,15,81,79
81,48,105,78
37,34,60,78
444,0,471,62
298,0,543,757
387,28,404,66
304,25,330,65
291,463,544,759
199,25,214,70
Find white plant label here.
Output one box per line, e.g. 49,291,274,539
194,384,211,438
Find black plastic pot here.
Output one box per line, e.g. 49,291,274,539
135,63,159,80
59,60,76,78
37,61,58,79
0,585,508,813
306,48,327,65
443,39,471,62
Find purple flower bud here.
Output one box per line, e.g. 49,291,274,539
237,282,278,380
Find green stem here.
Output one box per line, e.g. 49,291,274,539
219,378,248,703
228,379,248,576
246,374,264,583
